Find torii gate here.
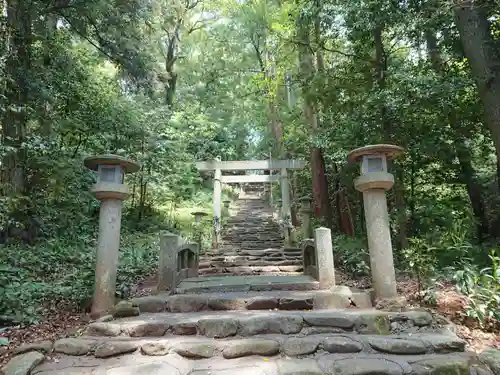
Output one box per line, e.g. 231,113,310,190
195,159,306,247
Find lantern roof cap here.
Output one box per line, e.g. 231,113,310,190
191,211,208,216
347,144,404,163
84,154,140,173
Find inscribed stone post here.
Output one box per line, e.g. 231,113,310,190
315,227,335,289
158,232,183,292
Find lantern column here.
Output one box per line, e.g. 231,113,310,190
84,155,140,318
347,144,404,301
299,196,313,238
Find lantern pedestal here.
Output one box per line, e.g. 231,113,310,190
222,200,231,217
84,155,139,318
348,144,403,301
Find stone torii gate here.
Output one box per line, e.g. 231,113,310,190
195,159,306,247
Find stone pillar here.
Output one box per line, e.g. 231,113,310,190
315,227,335,289
362,190,396,299
347,144,404,301
94,199,123,314
83,154,139,318
280,168,292,245
268,180,273,206
280,168,290,220
158,232,183,291
212,167,222,248
299,197,313,238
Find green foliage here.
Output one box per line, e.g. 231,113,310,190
332,235,370,277
401,238,438,304
0,233,158,324
453,250,500,328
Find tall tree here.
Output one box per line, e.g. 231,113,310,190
453,1,500,162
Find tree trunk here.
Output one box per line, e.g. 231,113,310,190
1,0,32,195
373,24,408,248
453,1,500,160
165,33,178,108
454,134,488,239
333,164,355,236
296,10,333,228
425,29,488,240
250,34,284,158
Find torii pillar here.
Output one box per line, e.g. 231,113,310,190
212,158,222,248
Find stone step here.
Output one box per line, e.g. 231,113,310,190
200,254,301,261
221,242,284,247
197,266,303,276
224,223,279,228
198,259,302,268
85,309,452,340
198,270,304,278
199,260,302,269
175,275,319,293
201,252,298,260
43,332,468,361
222,235,283,240
6,338,488,375
131,289,372,312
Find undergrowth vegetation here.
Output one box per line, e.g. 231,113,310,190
0,187,221,325
333,224,500,330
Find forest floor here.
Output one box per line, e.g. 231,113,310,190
1,271,499,367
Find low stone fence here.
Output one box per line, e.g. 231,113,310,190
158,232,199,292
301,227,335,290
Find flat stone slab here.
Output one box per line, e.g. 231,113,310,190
132,288,372,313
19,349,488,375
11,332,467,365
82,309,444,340
79,309,454,348
176,275,320,293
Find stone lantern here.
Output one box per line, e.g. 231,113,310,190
84,154,140,317
191,211,208,223
191,211,207,251
222,200,231,217
299,196,313,238
347,144,403,301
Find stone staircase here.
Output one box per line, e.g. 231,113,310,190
3,184,500,375
6,292,497,375
198,185,303,277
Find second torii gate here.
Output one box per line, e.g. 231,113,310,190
195,159,306,247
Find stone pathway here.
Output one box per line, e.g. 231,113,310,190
5,304,500,374
4,184,500,374
199,186,303,277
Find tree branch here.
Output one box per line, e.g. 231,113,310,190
55,10,124,66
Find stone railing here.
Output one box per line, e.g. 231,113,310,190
158,232,199,292
300,227,335,290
